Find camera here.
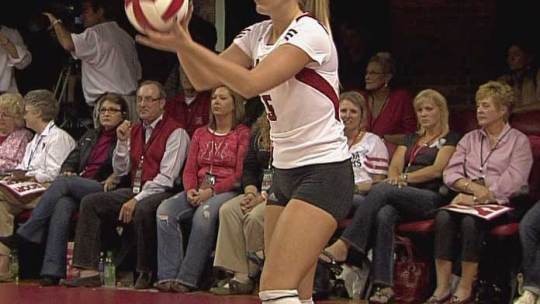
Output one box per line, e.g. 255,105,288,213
27,0,82,33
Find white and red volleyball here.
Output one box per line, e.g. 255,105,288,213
124,0,189,33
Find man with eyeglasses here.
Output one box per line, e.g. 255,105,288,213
63,80,190,289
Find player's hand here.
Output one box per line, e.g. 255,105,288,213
135,3,194,53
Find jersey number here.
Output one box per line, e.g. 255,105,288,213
261,95,277,121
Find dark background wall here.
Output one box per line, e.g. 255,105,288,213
4,0,540,107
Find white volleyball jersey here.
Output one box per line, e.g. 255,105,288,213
233,15,349,169
349,132,389,184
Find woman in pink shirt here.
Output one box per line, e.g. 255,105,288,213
427,81,533,304
155,85,250,292
0,93,32,171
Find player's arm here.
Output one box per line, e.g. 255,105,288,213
179,41,310,98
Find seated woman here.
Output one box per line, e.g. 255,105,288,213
427,81,533,304
362,52,417,145
498,42,540,113
0,93,32,171
0,94,128,285
210,114,271,295
0,90,76,281
155,85,250,293
514,202,540,304
323,89,459,303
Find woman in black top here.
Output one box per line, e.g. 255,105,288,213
323,89,459,303
208,114,271,295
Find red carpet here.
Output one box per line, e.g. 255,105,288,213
0,283,356,304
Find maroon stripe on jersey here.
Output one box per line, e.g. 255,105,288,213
365,156,388,162
295,68,339,120
162,0,184,21
132,0,157,31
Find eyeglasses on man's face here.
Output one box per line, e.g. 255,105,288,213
136,96,162,104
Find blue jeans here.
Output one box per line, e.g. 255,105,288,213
520,202,540,295
16,176,103,278
341,183,441,286
156,190,236,287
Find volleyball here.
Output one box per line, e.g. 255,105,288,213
124,0,189,33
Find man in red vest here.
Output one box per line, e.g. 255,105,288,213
164,65,211,137
63,81,190,289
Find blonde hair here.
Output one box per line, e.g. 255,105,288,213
339,91,368,130
300,0,331,32
0,93,25,128
208,86,245,131
413,89,450,136
252,113,271,151
475,81,514,121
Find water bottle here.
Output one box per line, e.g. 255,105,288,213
10,250,19,284
98,251,105,284
104,251,116,287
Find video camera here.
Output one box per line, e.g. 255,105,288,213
27,0,83,33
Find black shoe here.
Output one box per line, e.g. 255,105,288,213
134,272,153,290
61,275,102,288
0,234,20,250
40,276,60,287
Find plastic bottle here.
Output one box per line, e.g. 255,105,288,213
10,250,19,284
98,251,105,284
104,251,116,287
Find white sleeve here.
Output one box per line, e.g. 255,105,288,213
232,23,263,60
5,28,32,69
363,135,389,176
71,28,99,64
284,18,331,65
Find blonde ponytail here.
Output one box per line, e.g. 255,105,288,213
300,0,331,32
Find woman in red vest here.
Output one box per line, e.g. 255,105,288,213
155,85,250,292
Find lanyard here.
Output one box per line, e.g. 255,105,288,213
479,128,512,174
26,124,54,169
405,132,442,173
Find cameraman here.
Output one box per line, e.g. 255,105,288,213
44,0,141,122
0,25,32,93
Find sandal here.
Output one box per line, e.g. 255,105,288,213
318,250,343,277
369,286,395,304
424,293,452,304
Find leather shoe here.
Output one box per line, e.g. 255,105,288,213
61,275,102,288
0,234,20,250
134,272,153,290
40,276,60,287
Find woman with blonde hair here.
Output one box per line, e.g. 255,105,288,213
0,93,32,171
323,89,459,303
139,1,352,303
426,81,533,304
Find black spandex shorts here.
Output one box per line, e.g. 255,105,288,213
267,159,354,221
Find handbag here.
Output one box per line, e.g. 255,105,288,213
393,236,431,304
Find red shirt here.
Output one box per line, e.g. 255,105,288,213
81,128,116,179
165,91,211,137
183,125,251,194
364,88,417,137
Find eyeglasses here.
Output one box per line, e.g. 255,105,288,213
136,96,162,104
0,112,15,119
99,107,122,114
366,70,386,76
